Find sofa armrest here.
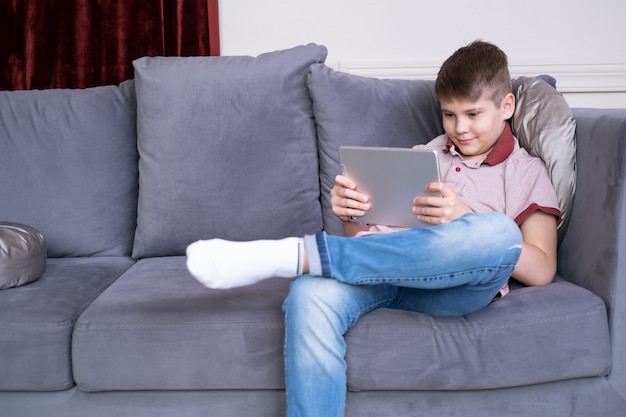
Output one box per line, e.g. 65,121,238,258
558,108,626,395
558,109,626,304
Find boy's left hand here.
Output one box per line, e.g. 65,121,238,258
412,182,472,225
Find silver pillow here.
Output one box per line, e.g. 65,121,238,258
512,76,577,242
0,222,46,289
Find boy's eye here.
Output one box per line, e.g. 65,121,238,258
443,112,454,118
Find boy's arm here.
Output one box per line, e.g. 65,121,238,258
511,210,558,286
415,183,558,286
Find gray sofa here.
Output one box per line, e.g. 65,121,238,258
1,43,625,417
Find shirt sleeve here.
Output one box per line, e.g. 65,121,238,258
506,151,561,226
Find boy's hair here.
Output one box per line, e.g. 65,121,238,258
435,40,512,106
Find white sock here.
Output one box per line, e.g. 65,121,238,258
186,237,304,289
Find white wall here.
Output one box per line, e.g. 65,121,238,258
218,0,626,108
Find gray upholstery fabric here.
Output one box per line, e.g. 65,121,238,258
72,257,609,393
511,76,577,242
0,222,46,289
0,387,287,417
132,44,327,258
306,64,444,235
0,81,138,257
559,108,626,391
0,257,134,391
344,380,626,417
345,281,609,390
2,380,625,417
73,257,290,391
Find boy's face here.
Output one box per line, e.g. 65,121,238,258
439,92,515,161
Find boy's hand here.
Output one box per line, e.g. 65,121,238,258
413,182,472,225
330,175,371,222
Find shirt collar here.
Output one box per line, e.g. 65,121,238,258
444,122,515,166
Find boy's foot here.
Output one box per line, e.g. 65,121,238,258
186,237,303,289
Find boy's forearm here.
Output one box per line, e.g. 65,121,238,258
512,242,557,286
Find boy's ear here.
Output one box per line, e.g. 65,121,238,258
502,92,516,119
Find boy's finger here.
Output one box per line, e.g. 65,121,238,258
345,188,370,204
425,181,445,194
335,174,357,190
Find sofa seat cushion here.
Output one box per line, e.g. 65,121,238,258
72,256,291,392
0,257,134,391
73,260,610,393
345,280,610,391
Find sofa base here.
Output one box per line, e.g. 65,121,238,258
3,377,625,417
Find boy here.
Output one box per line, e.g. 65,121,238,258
186,41,560,417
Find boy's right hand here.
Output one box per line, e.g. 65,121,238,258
330,174,371,222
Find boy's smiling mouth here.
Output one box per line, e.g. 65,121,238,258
456,137,475,146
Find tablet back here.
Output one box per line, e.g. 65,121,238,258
339,146,441,228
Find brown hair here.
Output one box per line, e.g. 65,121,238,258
434,40,512,106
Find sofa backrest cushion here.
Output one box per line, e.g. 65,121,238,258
0,81,138,257
132,44,327,258
307,64,444,235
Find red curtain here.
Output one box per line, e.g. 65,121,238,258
0,0,220,90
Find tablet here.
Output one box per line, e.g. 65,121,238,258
339,146,441,228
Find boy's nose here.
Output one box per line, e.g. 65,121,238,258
455,118,469,134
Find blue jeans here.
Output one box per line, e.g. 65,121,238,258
282,212,522,417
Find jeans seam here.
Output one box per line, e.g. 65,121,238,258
347,267,515,285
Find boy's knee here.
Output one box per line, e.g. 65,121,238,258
491,212,522,244
465,212,521,243
283,276,352,323
283,276,329,316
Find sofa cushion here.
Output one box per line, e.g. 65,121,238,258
132,44,327,258
306,64,444,235
73,264,609,393
0,257,134,391
0,81,138,257
73,257,290,391
511,76,577,242
0,222,46,289
345,280,610,390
